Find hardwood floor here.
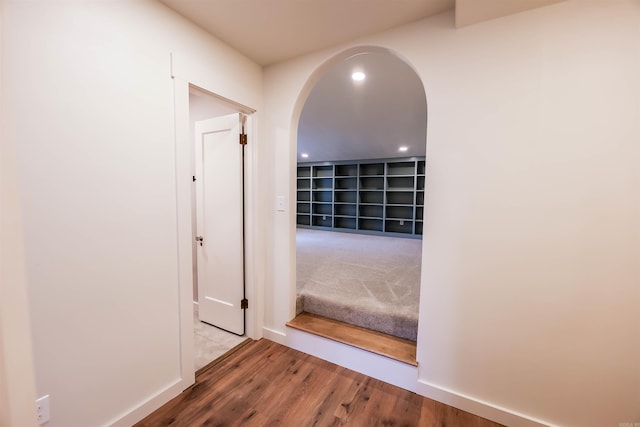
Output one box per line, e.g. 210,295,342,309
287,312,417,366
135,339,504,427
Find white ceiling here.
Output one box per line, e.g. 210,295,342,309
166,0,564,162
159,0,564,66
455,0,564,27
158,0,454,66
298,51,427,163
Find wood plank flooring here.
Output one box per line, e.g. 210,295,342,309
287,312,418,366
135,339,504,427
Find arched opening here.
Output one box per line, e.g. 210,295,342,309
290,46,428,350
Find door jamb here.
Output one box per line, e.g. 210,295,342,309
172,77,259,391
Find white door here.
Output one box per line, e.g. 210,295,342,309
195,113,245,335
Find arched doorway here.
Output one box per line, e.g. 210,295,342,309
290,46,428,348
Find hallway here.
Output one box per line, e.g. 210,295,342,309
136,339,503,427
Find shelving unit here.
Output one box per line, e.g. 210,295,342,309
296,166,312,226
296,157,425,238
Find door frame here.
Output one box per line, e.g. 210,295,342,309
195,113,248,336
172,63,260,390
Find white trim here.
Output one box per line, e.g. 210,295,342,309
173,77,196,392
285,327,418,392
189,85,255,115
284,327,553,427
242,113,260,340
415,380,555,427
108,379,184,427
262,327,286,344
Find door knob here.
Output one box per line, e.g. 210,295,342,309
195,236,204,246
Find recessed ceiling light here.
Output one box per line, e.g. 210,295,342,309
301,153,309,158
351,71,366,81
398,146,408,152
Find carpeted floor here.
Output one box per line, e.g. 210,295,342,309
296,229,422,341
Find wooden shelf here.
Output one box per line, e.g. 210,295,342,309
287,312,417,366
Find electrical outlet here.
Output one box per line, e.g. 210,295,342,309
276,196,285,212
36,395,50,425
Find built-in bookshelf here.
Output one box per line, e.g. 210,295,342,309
296,157,425,238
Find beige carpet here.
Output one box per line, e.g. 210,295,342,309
296,229,422,341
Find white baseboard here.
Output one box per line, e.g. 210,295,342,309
285,327,418,392
415,379,555,427
283,326,553,427
108,379,184,427
262,326,286,344
109,325,555,427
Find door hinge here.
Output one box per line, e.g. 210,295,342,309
240,298,248,309
239,133,247,145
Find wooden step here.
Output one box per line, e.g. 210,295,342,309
286,312,417,366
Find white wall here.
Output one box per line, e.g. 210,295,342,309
262,1,640,426
1,1,39,424
0,103,39,427
4,1,261,426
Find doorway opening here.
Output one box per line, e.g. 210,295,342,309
188,85,252,371
290,48,427,360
